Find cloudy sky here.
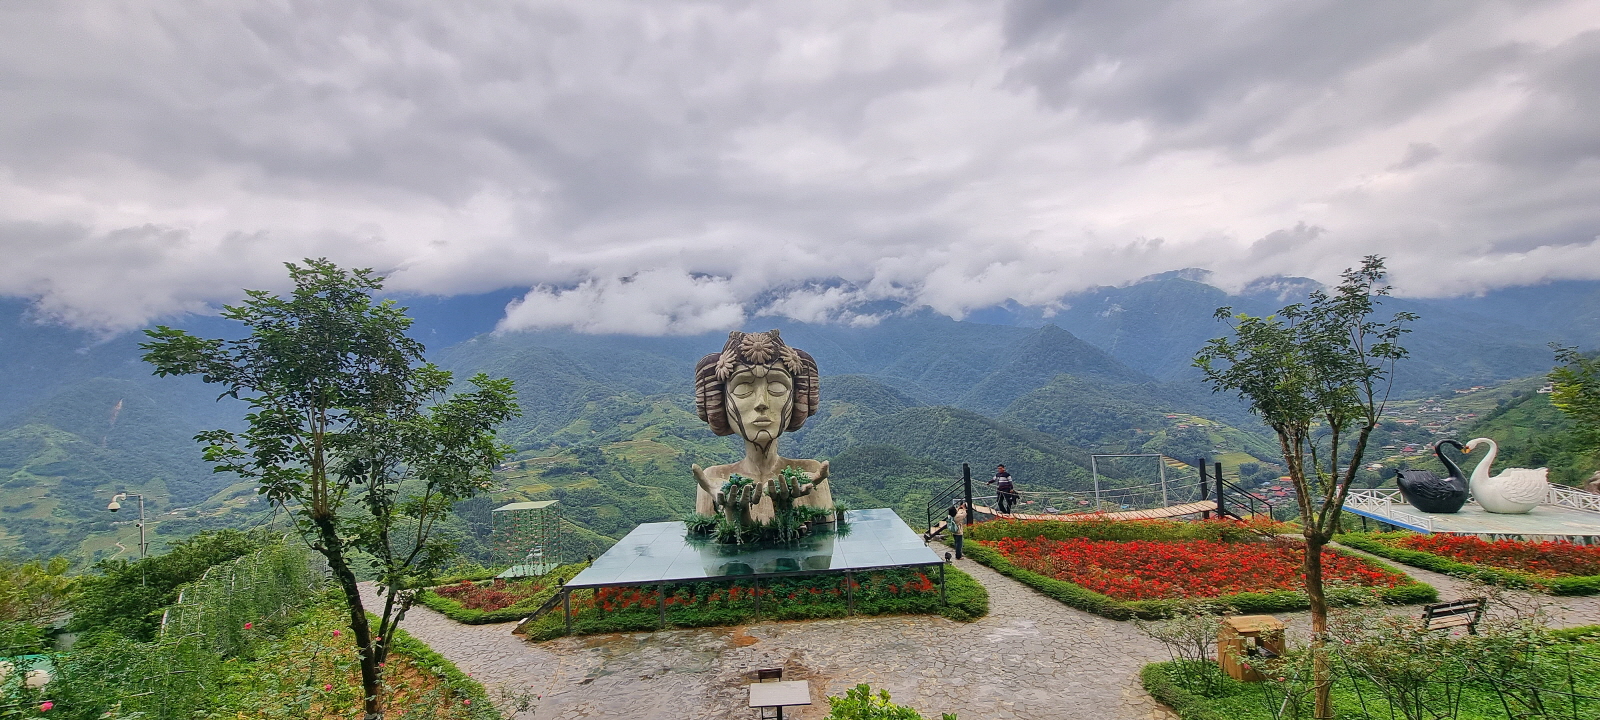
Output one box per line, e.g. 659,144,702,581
2,1,1599,334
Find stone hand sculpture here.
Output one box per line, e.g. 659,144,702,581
690,329,833,526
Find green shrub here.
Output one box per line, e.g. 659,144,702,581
518,566,987,640
966,517,1280,544
69,529,267,643
823,683,956,720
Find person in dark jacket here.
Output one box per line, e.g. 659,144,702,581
989,465,1018,514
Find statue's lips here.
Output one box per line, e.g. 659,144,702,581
749,417,775,427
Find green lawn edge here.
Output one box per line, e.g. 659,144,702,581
1140,663,1230,720
370,614,502,719
1335,532,1600,596
515,565,989,641
960,539,1435,621
414,562,590,624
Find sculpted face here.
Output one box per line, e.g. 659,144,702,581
725,365,793,446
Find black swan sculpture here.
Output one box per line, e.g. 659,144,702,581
1395,439,1469,513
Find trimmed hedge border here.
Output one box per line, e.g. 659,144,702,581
416,562,589,624
1335,532,1600,597
958,539,1436,621
375,615,502,719
1140,663,1228,720
517,566,989,641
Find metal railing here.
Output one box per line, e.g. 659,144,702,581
1547,484,1600,514
1344,488,1436,532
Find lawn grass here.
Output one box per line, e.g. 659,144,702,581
1143,647,1600,720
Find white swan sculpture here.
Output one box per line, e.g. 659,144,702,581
1463,437,1548,514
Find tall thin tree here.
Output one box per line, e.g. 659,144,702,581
142,259,518,720
1194,255,1414,719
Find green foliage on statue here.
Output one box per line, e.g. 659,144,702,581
139,258,519,720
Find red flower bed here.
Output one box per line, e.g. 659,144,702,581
1396,534,1600,578
984,536,1406,600
431,578,547,611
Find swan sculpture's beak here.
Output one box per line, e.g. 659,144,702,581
1461,447,1471,454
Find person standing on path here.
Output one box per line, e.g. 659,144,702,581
988,465,1018,514
947,502,967,559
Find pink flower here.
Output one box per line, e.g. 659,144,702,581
463,699,471,706
243,622,253,630
324,684,333,691
40,701,54,711
332,630,341,637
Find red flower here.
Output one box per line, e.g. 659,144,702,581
1395,534,1600,578
981,536,1404,601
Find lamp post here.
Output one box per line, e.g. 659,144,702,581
108,492,149,574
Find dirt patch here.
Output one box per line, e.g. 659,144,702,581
728,627,761,647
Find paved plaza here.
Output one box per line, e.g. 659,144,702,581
371,546,1600,719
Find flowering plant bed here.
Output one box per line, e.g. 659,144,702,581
1336,532,1600,596
417,563,588,624
959,519,1433,620
517,567,989,640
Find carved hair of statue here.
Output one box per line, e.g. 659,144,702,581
693,329,820,437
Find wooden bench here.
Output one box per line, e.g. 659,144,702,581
1421,597,1485,634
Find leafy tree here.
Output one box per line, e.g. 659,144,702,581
141,259,518,720
1194,256,1413,720
0,557,74,628
69,529,262,643
1550,346,1600,457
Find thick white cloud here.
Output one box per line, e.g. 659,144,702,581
1,1,1598,332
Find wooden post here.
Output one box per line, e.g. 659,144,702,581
962,463,973,523
1199,459,1210,519
1215,461,1225,518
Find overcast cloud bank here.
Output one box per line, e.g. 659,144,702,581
2,1,1599,334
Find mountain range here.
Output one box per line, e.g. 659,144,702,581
2,273,1596,561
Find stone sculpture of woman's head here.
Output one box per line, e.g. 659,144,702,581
694,330,819,446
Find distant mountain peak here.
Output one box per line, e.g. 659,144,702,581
1135,268,1215,285
1239,275,1324,302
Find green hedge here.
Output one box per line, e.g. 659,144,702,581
416,563,588,624
1140,663,1229,720
383,618,502,720
966,517,1273,544
518,566,988,640
1335,532,1600,597
960,540,1435,621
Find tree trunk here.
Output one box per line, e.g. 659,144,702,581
1304,533,1332,720
315,517,384,720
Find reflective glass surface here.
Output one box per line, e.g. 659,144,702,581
565,508,942,588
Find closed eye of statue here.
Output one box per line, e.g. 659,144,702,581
767,382,788,396
731,382,755,398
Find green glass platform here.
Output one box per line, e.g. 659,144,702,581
564,508,942,589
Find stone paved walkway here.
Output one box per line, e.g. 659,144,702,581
367,558,1179,720
371,547,1600,719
